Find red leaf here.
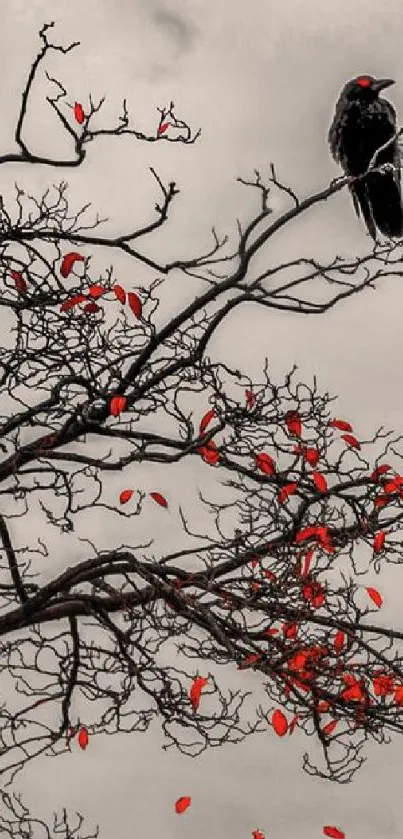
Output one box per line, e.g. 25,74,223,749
312,471,328,492
109,395,127,417
373,531,386,554
256,452,276,475
150,491,168,508
198,440,220,465
301,548,314,577
245,389,256,408
60,252,85,278
271,709,288,736
199,408,216,435
113,284,126,304
323,828,345,839
370,463,391,482
74,102,85,124
282,622,298,639
84,301,100,314
77,727,89,750
11,271,27,295
304,447,320,467
88,284,107,299
328,419,353,432
366,587,383,608
252,832,265,839
322,720,338,736
285,410,302,437
394,685,403,705
119,489,134,505
334,630,345,654
288,713,299,734
158,122,170,134
341,433,360,450
175,796,191,814
238,653,262,670
384,476,403,494
60,294,87,312
128,291,142,319
295,526,319,544
189,676,208,711
278,482,298,504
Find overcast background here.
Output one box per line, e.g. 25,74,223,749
2,0,403,837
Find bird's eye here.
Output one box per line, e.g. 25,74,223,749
357,77,372,88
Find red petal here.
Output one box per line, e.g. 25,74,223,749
252,832,265,839
150,491,168,508
278,482,298,504
77,727,89,750
271,709,288,736
199,408,216,434
334,630,345,654
60,294,87,312
304,447,320,467
366,587,383,608
373,531,386,553
198,441,220,465
301,548,314,577
256,452,276,475
113,284,126,304
119,489,134,505
295,526,318,544
88,284,107,298
74,102,85,124
60,252,85,278
322,720,338,736
109,395,127,417
84,301,100,314
128,291,142,319
328,419,353,432
175,796,191,814
158,122,170,134
189,676,208,711
238,653,262,670
285,410,302,437
370,463,391,482
312,471,328,492
323,828,345,839
341,433,360,449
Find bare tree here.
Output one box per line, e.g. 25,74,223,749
1,21,403,837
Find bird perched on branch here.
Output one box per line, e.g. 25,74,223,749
328,75,403,239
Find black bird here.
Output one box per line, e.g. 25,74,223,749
328,74,403,239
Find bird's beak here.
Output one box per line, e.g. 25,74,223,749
372,78,395,92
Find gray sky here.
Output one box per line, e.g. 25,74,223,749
4,0,403,837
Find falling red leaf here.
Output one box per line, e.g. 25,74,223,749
256,452,276,475
11,270,27,295
373,531,386,554
341,433,360,450
109,395,127,417
199,408,216,435
175,796,191,814
271,709,288,736
119,489,134,505
198,440,220,465
114,284,126,304
285,410,302,437
245,389,256,408
323,827,345,839
312,471,328,492
150,491,168,508
60,294,87,312
334,630,345,654
60,252,85,278
74,102,85,124
128,291,142,319
328,419,353,432
370,463,391,482
158,122,170,134
252,831,265,839
278,482,298,504
84,301,100,314
322,720,338,736
366,587,383,608
189,676,208,711
88,284,107,298
77,727,89,750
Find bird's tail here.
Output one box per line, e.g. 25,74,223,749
366,171,403,238
349,181,377,240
